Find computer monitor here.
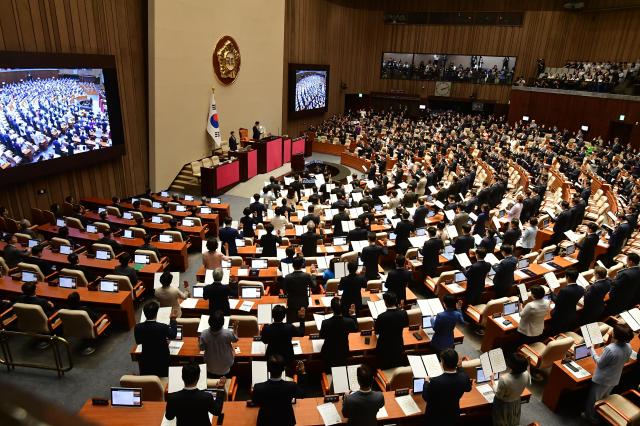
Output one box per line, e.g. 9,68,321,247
422,315,433,329
192,286,204,298
333,237,347,246
95,250,110,260
517,258,529,269
251,259,268,269
99,280,119,292
241,287,261,299
122,229,134,239
211,198,221,204
374,205,383,212
389,232,397,240
21,271,37,282
200,207,212,214
185,195,194,201
176,205,186,212
413,377,425,394
59,245,72,255
59,276,77,289
122,212,133,220
27,239,39,248
86,224,98,233
160,191,169,197
110,387,142,407
152,202,162,208
543,251,554,262
235,239,246,247
503,301,519,316
182,219,194,227
426,210,435,218
565,244,576,255
159,234,173,243
98,208,106,214
498,210,505,218
574,343,591,361
454,272,466,283
416,228,426,236
476,367,499,384
56,218,66,227
134,254,150,264
151,216,163,224
444,245,454,255
175,325,183,340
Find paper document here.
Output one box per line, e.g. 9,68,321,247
485,253,500,265
311,339,325,353
477,383,496,403
251,341,266,355
317,403,342,426
239,301,254,312
395,395,421,416
580,323,604,347
141,307,171,325
480,348,507,376
180,298,198,309
543,272,560,290
331,365,361,393
376,406,388,419
444,210,455,221
455,253,471,268
168,364,206,392
314,313,333,330
168,341,183,356
251,361,268,387
620,309,640,331
367,300,387,319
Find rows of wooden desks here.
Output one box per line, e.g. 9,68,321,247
36,223,188,272
79,386,530,425
0,276,135,330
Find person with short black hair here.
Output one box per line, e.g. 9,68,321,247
339,261,367,316
282,256,316,322
320,297,358,368
114,252,138,285
491,353,531,426
550,268,584,333
385,255,412,306
154,270,188,318
258,223,282,257
97,228,123,254
28,244,53,276
218,217,240,256
260,305,305,365
422,348,472,424
421,226,444,278
464,247,491,307
374,292,409,369
134,301,178,377
576,222,599,272
15,282,55,316
199,310,238,377
580,266,611,325
165,363,219,426
607,252,640,315
361,232,388,281
140,234,162,259
431,294,465,353
492,244,517,297
342,364,385,425
583,323,634,422
66,291,99,321
203,268,231,316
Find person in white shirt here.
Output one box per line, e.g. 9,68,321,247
506,194,524,221
270,206,290,236
518,217,538,255
517,285,550,342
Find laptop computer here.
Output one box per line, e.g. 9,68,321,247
574,343,591,361
110,387,142,407
503,301,519,316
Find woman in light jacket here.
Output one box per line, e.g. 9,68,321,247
491,352,531,426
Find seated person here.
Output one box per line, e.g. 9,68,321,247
66,253,95,282
140,234,162,260
168,218,188,241
97,228,123,254
66,291,99,321
114,253,138,285
28,245,54,276
15,282,55,316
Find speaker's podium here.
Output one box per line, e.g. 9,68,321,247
291,153,305,173
200,158,241,197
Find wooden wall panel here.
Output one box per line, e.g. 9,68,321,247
0,0,148,219
283,0,640,136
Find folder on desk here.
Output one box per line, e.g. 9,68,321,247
168,364,207,393
331,365,361,393
408,354,443,378
417,298,444,317
251,361,269,387
314,313,333,330
580,323,604,347
154,272,179,289
480,348,507,377
620,308,640,332
367,300,387,319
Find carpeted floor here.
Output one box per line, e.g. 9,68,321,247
0,154,594,424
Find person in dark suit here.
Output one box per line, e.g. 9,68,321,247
576,222,600,272
259,223,282,258
164,364,220,426
453,223,474,256
501,219,522,247
228,131,238,151
165,363,218,426
2,234,29,268
203,268,231,315
413,199,429,228
218,217,240,256
549,201,572,246
301,205,320,227
300,222,322,257
320,297,358,368
607,253,640,315
252,121,261,141
140,234,162,260
66,291,99,321
331,205,350,237
66,252,96,282
473,204,490,237
361,232,388,281
492,245,518,297
394,211,415,255
342,364,385,425
339,261,367,316
252,355,306,426
464,247,491,306
15,282,55,316
422,348,472,424
114,253,138,285
602,215,631,266
421,226,444,278
581,266,611,325
550,268,585,333
282,256,316,322
261,305,305,365
479,229,498,254
347,218,369,242
374,292,409,369
96,228,123,255
570,196,586,230
385,255,412,306
27,244,53,276
134,301,177,377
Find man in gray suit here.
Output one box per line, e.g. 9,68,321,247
582,323,634,422
342,364,384,425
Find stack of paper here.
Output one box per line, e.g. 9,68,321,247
317,403,342,426
480,348,507,377
251,361,268,387
620,308,640,331
580,323,604,347
367,300,387,319
408,354,443,378
395,394,421,416
331,365,360,393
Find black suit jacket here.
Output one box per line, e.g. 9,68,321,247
582,278,611,323
347,227,368,242
282,270,315,311
165,388,217,426
465,260,491,305
413,206,429,228
332,212,350,237
339,274,366,313
97,236,123,254
492,256,517,297
261,321,305,363
218,226,240,255
453,235,474,255
320,315,358,367
134,319,178,377
259,233,282,257
422,370,472,424
2,244,27,268
361,244,388,280
253,379,305,426
577,233,599,271
203,282,231,315
114,265,138,285
553,210,572,235
15,294,54,316
421,238,444,277
252,125,261,140
385,268,412,302
608,266,640,314
26,256,53,276
374,308,409,369
300,231,322,257
551,284,585,331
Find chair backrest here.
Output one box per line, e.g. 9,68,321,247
5,218,18,233
58,309,96,339
60,268,89,287
106,206,121,217
340,251,358,263
608,262,623,279
539,337,574,369
17,262,45,282
191,161,202,176
130,227,147,238
481,297,511,326
176,317,200,337
163,231,183,243
139,198,153,207
366,280,382,292
119,375,165,401
42,210,56,225
325,279,340,293
65,217,85,231
62,202,74,217
461,358,481,378
135,249,159,263
357,316,374,331
13,303,50,334
51,237,72,247
185,217,202,226
580,269,594,282
230,315,259,337
405,248,418,260
13,233,32,244
406,308,422,327
104,274,134,292
0,256,9,276
92,243,115,259
264,257,280,267
522,251,539,263
229,256,243,267
202,158,213,168
31,208,45,225
238,281,265,294
158,214,173,221
304,320,319,334
94,222,111,234
535,245,556,263
385,366,414,390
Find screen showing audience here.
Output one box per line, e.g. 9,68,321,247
110,388,142,407
294,70,327,112
0,68,118,171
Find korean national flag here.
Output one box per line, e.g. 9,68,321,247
206,92,222,148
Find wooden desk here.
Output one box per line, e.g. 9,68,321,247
541,335,640,411
79,401,166,426
311,140,346,156
341,152,371,173
0,276,135,330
